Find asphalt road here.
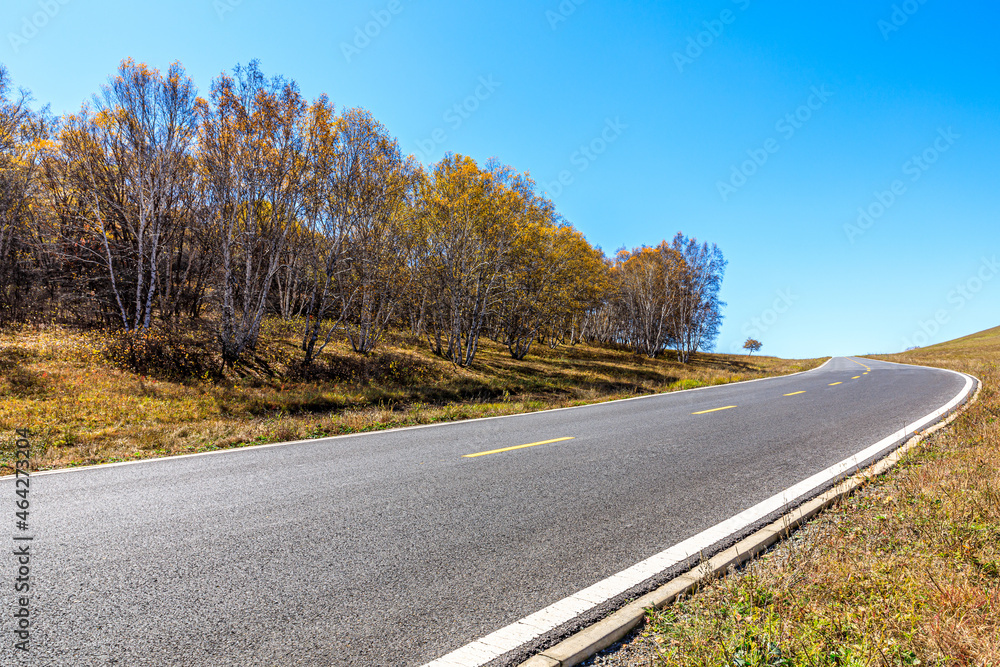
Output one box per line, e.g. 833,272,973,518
0,357,973,666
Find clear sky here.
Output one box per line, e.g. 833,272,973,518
3,0,997,359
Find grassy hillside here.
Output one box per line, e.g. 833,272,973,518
604,327,999,666
890,324,1000,365
0,321,823,474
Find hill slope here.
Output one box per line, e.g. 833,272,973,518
892,324,1000,364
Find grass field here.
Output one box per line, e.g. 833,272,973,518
0,320,823,474
602,327,1000,667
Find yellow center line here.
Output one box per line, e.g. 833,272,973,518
784,391,806,396
693,405,737,415
829,382,843,386
852,376,861,380
463,437,575,458
848,358,872,371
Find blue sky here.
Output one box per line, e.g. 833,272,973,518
3,0,997,359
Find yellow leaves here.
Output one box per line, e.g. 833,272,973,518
91,107,116,131
28,136,55,153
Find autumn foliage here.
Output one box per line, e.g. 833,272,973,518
0,60,726,368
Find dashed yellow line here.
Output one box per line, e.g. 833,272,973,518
852,376,861,380
463,437,575,458
784,391,806,397
829,382,843,386
848,358,872,371
693,406,737,415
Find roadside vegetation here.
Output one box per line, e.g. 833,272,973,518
0,58,785,476
1,60,726,373
0,320,821,474
598,326,999,667
0,58,759,474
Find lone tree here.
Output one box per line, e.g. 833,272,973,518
743,337,763,356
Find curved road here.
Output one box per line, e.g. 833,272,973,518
1,357,974,666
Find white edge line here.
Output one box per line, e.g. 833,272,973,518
420,359,975,667
2,357,836,481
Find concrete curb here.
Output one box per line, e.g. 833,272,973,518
516,372,982,667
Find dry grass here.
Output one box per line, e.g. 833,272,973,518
0,319,823,473
616,327,1000,667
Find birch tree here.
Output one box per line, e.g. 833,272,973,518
199,61,307,364
300,106,417,361
51,60,199,332
615,243,684,358
417,154,524,367
0,66,42,325
667,232,726,362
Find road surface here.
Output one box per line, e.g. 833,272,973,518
0,357,973,666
